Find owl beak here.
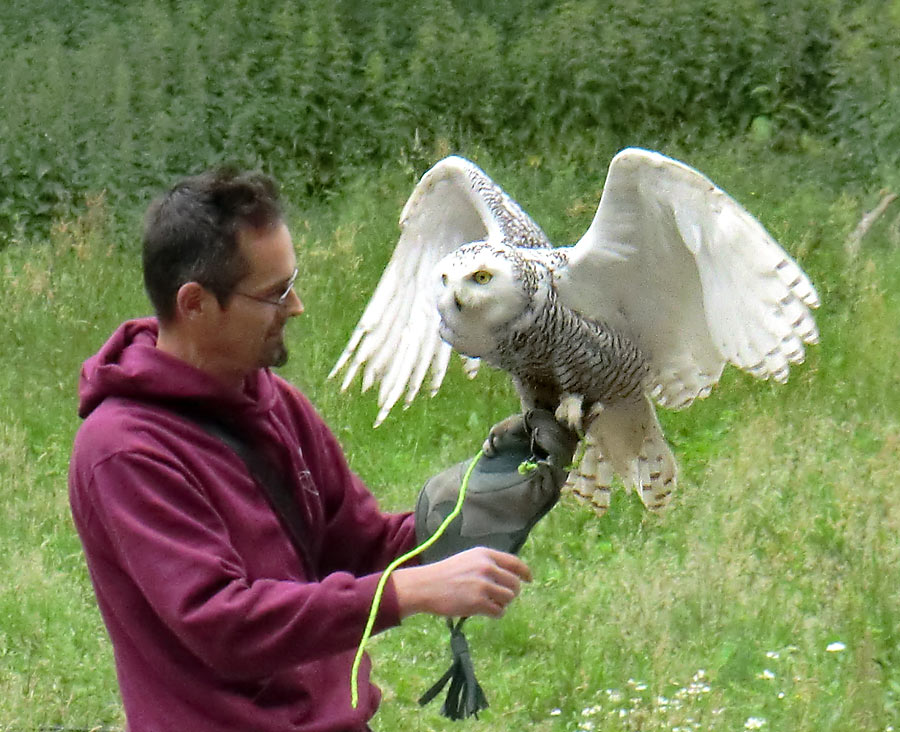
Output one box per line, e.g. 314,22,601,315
436,281,464,318
438,272,460,310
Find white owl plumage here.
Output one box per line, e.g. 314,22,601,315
330,148,819,514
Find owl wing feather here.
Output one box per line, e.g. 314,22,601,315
554,147,819,409
330,155,549,426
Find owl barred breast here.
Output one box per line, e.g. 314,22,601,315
439,245,650,413
434,242,667,511
503,291,649,411
331,150,820,516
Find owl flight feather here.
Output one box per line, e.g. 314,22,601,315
329,148,820,515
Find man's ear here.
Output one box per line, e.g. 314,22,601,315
173,281,212,322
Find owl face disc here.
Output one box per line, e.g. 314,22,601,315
434,243,531,359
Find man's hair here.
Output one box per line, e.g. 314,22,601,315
142,167,283,323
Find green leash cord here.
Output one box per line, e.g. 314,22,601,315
350,449,485,709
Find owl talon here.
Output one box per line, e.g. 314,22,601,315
555,394,584,433
483,414,527,456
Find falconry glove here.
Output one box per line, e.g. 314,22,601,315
414,409,578,563
414,409,578,720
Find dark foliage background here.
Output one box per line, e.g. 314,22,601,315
1,0,897,245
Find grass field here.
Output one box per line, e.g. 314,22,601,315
1,143,899,731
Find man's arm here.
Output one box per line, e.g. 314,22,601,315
279,383,420,575
77,449,408,680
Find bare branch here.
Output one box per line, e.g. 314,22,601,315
845,191,898,258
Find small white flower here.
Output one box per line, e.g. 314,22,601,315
745,717,766,729
606,689,624,703
757,669,776,680
777,692,786,699
549,707,562,716
766,651,780,659
656,695,670,707
826,641,846,653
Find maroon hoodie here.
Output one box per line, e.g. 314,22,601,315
69,318,417,731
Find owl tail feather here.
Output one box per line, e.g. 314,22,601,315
563,395,677,516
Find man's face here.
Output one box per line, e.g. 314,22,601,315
205,221,303,380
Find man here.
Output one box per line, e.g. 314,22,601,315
69,167,567,731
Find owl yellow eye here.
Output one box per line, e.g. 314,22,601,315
472,270,493,285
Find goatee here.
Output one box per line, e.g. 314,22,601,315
270,343,289,368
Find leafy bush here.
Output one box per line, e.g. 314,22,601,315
0,0,895,244
827,2,900,189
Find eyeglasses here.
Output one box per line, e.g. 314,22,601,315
234,268,299,308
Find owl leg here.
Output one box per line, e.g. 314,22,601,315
563,430,613,517
482,413,526,456
554,392,584,433
565,396,677,515
635,409,677,510
618,397,676,510
481,376,538,455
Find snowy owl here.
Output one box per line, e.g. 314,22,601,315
329,148,819,514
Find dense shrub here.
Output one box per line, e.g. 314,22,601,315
827,2,900,186
0,0,895,244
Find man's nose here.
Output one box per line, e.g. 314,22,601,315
285,287,304,316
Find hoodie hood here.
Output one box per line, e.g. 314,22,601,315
77,317,278,422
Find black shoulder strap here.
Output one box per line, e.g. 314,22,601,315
167,405,317,578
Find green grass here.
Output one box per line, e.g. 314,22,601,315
1,144,899,731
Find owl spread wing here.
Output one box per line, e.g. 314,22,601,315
329,155,550,426
554,147,820,409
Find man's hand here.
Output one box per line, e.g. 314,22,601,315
392,547,532,620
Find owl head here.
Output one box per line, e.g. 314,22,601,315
434,242,539,359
